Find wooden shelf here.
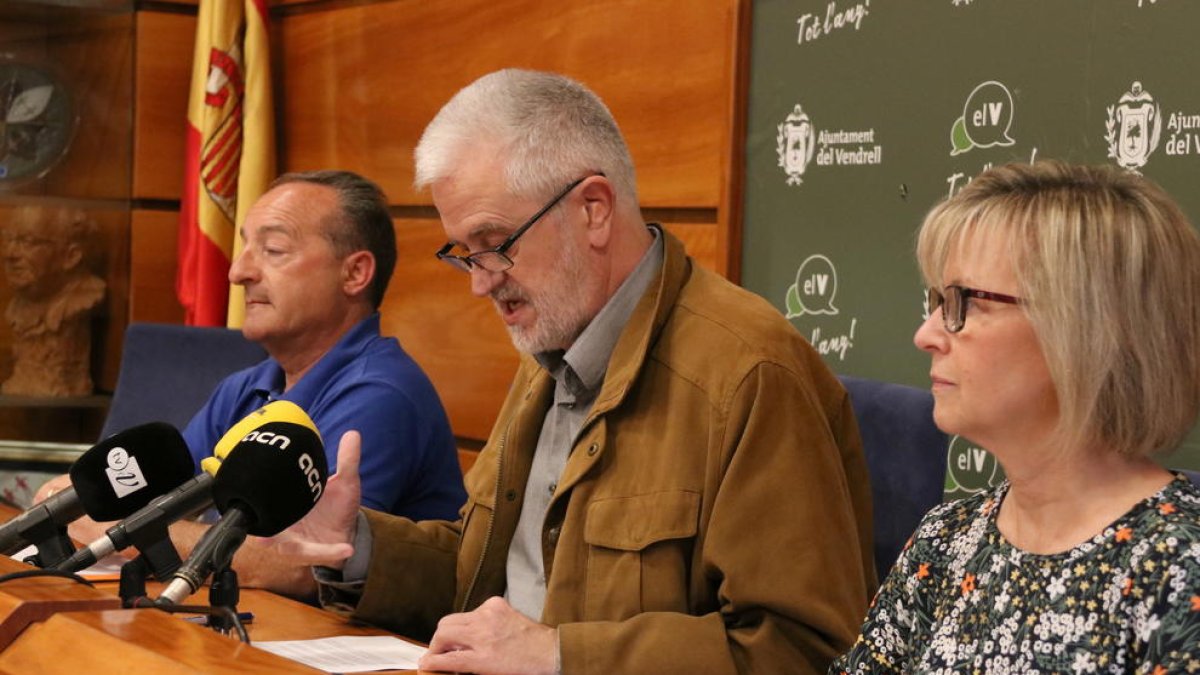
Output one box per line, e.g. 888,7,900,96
0,395,109,410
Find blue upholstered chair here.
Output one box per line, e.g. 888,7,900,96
1182,469,1200,487
838,375,949,580
100,323,267,439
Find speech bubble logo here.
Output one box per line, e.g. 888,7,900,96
785,254,839,318
949,80,1016,156
944,435,1004,494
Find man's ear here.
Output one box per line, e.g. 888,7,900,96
342,250,376,298
579,176,615,249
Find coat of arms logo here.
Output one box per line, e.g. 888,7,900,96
776,104,815,186
1106,81,1161,173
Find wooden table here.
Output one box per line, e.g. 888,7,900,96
0,506,431,674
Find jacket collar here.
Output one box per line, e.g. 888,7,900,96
507,225,691,456
585,225,691,424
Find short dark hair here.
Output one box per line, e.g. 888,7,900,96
269,170,397,308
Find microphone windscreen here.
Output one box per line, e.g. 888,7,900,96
213,400,322,462
209,403,328,536
69,422,195,522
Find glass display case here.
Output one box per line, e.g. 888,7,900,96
0,0,135,500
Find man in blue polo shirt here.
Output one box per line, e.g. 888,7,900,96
183,315,458,520
44,170,465,597
177,170,465,595
184,172,462,521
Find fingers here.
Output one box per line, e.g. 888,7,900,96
418,649,473,673
426,611,472,654
421,616,472,672
33,474,71,504
66,514,115,546
334,430,362,481
272,538,354,567
418,597,558,675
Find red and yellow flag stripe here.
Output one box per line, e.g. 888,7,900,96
177,0,274,327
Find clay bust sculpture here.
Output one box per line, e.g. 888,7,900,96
1,205,105,396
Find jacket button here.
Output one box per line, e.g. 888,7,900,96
547,526,561,545
587,443,598,456
505,489,517,501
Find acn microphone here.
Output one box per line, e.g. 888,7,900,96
158,401,327,604
0,422,193,566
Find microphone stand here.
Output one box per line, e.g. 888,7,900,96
207,566,241,635
118,556,150,608
138,536,184,581
115,538,184,608
122,556,249,641
20,520,75,569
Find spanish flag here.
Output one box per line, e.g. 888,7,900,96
177,0,274,327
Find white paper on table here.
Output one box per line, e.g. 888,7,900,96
255,635,427,673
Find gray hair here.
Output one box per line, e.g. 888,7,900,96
917,160,1200,458
414,69,639,210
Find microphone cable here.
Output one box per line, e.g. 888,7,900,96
0,568,94,587
128,595,251,643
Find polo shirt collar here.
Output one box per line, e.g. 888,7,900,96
249,313,382,404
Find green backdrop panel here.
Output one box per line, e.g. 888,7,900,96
742,0,1200,492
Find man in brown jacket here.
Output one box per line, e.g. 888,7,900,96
284,68,876,674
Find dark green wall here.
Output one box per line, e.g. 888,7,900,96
742,0,1200,496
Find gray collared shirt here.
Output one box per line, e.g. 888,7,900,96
504,227,663,620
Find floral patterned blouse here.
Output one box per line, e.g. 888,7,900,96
831,473,1200,674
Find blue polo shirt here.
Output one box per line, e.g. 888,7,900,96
182,314,465,520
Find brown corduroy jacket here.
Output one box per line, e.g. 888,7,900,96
343,230,876,674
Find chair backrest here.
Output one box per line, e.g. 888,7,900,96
1182,468,1200,487
100,323,268,439
839,375,949,580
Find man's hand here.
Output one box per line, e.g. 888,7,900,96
269,430,362,569
32,474,71,504
419,596,558,675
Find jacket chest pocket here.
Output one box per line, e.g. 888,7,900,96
582,490,700,621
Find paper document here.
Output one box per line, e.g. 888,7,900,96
255,635,427,673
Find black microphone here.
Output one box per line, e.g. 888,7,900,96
54,400,322,576
0,423,194,566
158,401,327,604
53,473,213,575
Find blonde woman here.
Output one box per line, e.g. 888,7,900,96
833,161,1200,673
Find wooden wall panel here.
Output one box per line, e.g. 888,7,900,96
662,223,719,274
382,218,518,441
130,209,185,325
277,0,736,211
279,0,744,443
133,11,195,200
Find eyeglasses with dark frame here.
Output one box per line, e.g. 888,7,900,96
926,285,1023,333
435,173,603,273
